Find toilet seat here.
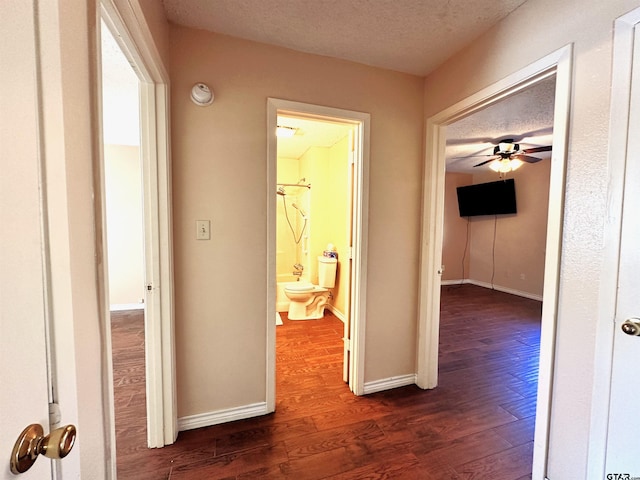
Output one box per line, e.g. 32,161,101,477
284,282,314,292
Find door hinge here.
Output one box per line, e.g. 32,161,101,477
349,246,353,260
343,337,351,351
49,403,61,428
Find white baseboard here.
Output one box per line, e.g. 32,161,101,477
326,304,345,323
178,402,269,432
363,374,417,395
440,278,543,302
110,303,144,311
467,279,543,301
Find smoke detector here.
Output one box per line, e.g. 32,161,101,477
190,83,214,106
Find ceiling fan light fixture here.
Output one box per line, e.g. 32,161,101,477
510,159,524,171
489,158,523,173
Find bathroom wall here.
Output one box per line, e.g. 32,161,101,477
326,136,351,318
277,134,351,317
299,138,351,318
276,156,304,277
299,145,330,282
104,144,145,307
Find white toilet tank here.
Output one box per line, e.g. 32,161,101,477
318,256,337,288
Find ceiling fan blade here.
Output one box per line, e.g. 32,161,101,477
450,154,495,160
513,154,543,163
522,145,552,154
474,157,498,167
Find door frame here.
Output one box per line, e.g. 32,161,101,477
266,98,371,406
99,0,177,450
587,7,640,478
416,45,573,479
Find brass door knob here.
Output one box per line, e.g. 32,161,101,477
10,424,76,474
621,318,640,336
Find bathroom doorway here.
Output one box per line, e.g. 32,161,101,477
266,99,371,409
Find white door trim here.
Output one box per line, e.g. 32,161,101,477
587,7,640,479
100,0,177,449
266,98,371,408
417,45,573,479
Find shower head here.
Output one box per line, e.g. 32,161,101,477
277,186,286,196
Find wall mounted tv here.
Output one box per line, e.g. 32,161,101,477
456,178,517,217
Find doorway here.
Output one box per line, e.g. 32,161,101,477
99,1,177,452
266,99,371,408
417,45,572,479
437,76,555,477
275,114,354,387
100,19,149,468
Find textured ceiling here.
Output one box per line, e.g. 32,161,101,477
446,76,556,173
103,1,554,172
162,0,529,76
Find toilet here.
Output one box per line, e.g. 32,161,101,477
284,256,337,320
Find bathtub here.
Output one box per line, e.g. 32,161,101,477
276,274,309,312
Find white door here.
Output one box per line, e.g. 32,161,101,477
605,19,640,477
1,2,56,479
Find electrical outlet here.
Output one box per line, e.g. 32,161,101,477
196,220,210,240
520,273,525,280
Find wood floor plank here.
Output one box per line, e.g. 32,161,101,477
111,285,542,479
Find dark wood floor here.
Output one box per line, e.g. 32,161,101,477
111,284,541,479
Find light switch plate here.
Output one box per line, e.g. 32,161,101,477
196,220,210,240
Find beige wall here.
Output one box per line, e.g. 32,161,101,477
424,0,639,476
104,144,145,306
169,26,424,418
442,172,472,281
442,165,550,298
469,163,550,297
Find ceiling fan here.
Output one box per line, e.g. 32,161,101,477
472,139,552,172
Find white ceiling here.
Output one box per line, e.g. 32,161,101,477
101,21,140,146
161,0,529,77
277,116,354,159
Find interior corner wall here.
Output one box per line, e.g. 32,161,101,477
442,172,472,281
423,0,639,476
169,25,424,418
327,135,350,318
104,144,145,307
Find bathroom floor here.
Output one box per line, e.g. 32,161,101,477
111,285,541,479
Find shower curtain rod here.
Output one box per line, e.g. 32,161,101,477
277,182,311,189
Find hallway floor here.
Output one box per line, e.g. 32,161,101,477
111,284,540,479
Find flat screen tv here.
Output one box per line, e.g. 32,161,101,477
456,178,517,217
